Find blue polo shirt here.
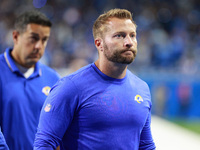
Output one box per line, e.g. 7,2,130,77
34,63,156,150
0,48,60,150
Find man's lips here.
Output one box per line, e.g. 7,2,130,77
29,54,40,58
121,49,136,56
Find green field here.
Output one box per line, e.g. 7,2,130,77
172,119,200,135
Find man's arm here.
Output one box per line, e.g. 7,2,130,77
34,78,79,149
139,112,156,150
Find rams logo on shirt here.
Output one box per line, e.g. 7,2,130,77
42,86,51,96
134,94,143,103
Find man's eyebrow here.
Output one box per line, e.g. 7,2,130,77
30,32,39,37
114,31,136,34
30,32,49,39
131,31,136,34
114,31,124,34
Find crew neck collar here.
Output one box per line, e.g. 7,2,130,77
91,63,127,83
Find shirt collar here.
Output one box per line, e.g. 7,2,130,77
4,48,42,77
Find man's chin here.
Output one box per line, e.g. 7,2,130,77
25,60,38,67
117,57,135,64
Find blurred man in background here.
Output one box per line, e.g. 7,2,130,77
0,10,60,150
34,8,156,150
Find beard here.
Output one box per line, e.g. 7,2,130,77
103,43,136,64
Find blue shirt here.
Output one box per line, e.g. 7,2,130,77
0,48,60,150
34,63,156,150
0,127,9,150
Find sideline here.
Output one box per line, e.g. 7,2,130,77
151,116,200,150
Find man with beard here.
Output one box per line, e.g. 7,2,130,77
34,8,156,150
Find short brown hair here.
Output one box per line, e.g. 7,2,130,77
93,8,136,39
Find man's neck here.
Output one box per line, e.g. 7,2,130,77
15,62,34,78
95,59,127,79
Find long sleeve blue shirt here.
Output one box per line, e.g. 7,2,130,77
34,63,156,150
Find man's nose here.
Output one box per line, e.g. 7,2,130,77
124,36,133,48
35,40,43,49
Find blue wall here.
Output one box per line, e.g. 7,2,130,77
139,72,200,119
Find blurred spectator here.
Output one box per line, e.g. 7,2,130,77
177,83,192,117
152,83,169,117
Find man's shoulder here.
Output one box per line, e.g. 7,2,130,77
0,52,5,62
127,70,149,87
38,62,60,78
67,64,93,80
59,64,94,88
0,52,9,69
127,70,143,81
39,62,55,72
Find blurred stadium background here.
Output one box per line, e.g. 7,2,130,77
0,0,200,149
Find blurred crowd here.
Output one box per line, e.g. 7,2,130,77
0,0,200,76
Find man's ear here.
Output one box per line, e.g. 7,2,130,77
12,30,20,45
94,38,103,52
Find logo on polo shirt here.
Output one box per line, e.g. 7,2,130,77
134,94,143,103
42,86,51,96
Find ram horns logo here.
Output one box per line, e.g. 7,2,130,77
134,95,143,103
42,86,51,96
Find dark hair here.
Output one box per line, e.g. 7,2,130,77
14,10,52,33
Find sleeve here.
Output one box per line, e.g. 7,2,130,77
139,81,156,150
34,77,79,149
0,127,9,150
0,74,2,125
139,112,156,150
